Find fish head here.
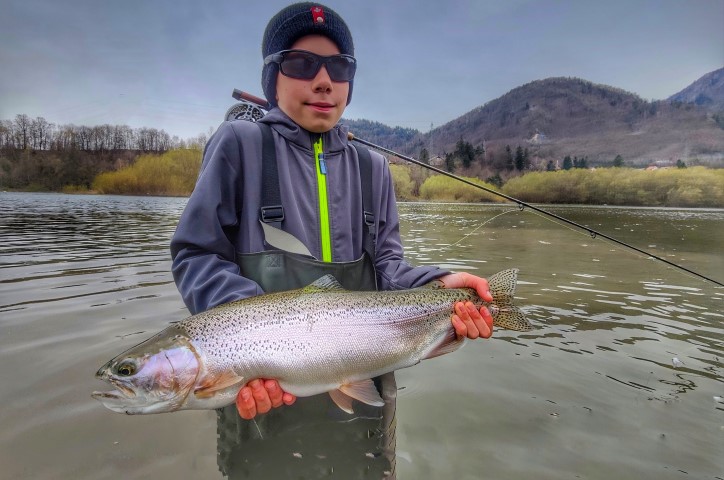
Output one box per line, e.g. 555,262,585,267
92,329,201,414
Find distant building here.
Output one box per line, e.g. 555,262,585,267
429,155,445,167
528,130,548,144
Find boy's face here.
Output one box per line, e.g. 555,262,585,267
276,35,350,133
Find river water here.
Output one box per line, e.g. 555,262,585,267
0,192,722,479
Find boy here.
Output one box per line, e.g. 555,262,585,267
171,2,494,477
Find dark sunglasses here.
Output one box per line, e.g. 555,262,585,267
264,49,357,82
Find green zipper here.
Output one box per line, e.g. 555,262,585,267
313,136,332,262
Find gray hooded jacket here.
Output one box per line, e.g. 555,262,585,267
171,108,447,314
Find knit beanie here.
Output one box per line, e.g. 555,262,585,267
261,2,355,107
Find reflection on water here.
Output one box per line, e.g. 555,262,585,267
1,193,722,479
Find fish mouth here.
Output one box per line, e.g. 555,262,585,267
91,383,136,400
91,383,159,415
91,389,126,402
91,388,141,414
91,390,124,400
92,373,143,413
94,372,138,399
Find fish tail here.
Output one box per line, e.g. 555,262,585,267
488,268,518,305
491,304,533,332
486,269,533,331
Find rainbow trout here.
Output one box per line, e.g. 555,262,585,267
93,268,531,414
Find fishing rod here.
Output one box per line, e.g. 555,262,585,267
227,90,723,288
348,133,723,287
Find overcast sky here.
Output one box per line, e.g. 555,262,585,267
1,0,722,139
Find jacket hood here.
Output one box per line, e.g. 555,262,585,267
258,107,350,153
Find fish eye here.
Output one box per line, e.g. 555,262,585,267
116,360,137,376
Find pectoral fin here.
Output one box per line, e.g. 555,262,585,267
423,328,466,360
329,389,355,414
332,379,384,409
193,371,246,399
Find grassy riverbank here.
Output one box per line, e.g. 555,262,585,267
92,149,201,196
390,164,723,207
500,166,724,207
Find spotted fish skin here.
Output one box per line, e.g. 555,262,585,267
93,269,531,414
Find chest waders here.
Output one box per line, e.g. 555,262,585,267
216,123,397,479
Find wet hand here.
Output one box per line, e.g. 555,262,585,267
452,300,493,339
439,272,494,339
235,379,296,420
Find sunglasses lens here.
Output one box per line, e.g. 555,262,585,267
280,52,320,79
278,51,356,82
326,56,356,82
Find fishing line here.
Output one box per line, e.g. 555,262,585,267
252,419,264,440
441,208,519,251
347,133,723,288
522,207,678,269
513,206,716,287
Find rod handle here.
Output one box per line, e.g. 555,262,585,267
232,89,270,110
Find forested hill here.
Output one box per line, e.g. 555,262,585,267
668,67,724,113
403,76,724,167
340,118,419,152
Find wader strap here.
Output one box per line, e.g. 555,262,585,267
353,143,377,259
258,123,284,229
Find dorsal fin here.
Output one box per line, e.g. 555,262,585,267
488,268,518,306
302,275,346,294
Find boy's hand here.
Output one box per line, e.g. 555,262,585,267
236,379,296,419
438,272,495,339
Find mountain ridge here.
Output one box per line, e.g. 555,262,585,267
668,67,724,112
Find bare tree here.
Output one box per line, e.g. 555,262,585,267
52,124,77,151
14,114,31,149
30,117,53,150
4,114,194,153
0,120,14,149
77,125,92,150
158,130,171,152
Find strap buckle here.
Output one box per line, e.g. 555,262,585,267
260,205,285,223
363,210,374,226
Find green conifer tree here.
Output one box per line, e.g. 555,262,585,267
563,155,573,170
